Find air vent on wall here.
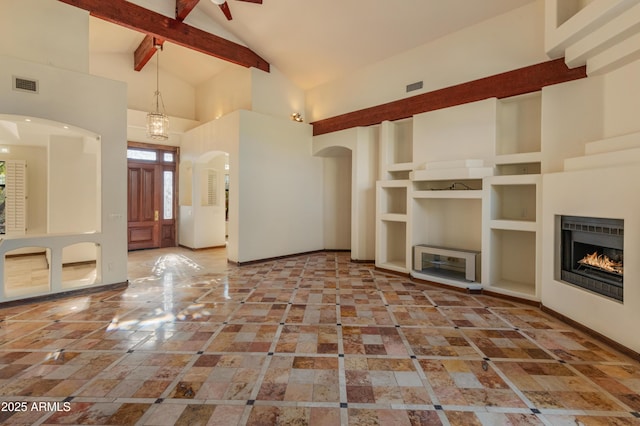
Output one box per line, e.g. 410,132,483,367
13,76,38,94
406,81,423,93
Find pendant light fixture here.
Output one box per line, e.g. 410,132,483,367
146,43,169,140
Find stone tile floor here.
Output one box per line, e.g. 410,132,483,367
0,247,638,425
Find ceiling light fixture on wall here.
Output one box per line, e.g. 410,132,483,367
210,0,226,4
291,112,303,122
146,44,169,141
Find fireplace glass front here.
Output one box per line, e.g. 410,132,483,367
560,216,623,302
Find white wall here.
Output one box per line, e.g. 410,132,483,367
542,164,640,354
0,55,128,292
603,59,640,137
539,58,640,353
238,110,323,262
48,136,99,234
196,66,252,123
251,66,306,121
541,76,604,173
91,52,197,121
0,0,89,73
305,0,547,122
413,98,498,165
182,110,323,263
0,0,127,292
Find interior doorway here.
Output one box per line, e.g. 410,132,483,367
127,142,178,250
317,147,352,251
177,151,229,250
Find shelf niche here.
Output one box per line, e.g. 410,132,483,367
381,119,413,180
379,220,407,271
380,186,407,215
487,229,536,296
496,162,541,176
412,198,482,254
490,184,537,222
497,92,541,156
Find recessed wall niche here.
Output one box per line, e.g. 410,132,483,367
4,247,50,298
62,243,101,288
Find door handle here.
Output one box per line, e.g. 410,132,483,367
154,210,159,221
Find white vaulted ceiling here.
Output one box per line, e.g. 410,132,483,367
88,0,535,90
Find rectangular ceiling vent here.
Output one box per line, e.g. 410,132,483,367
13,76,38,94
406,81,423,93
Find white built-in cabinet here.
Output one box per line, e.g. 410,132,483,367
375,92,542,301
375,119,413,273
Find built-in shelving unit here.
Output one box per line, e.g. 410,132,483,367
376,92,543,300
376,119,414,273
481,92,542,300
483,174,541,299
376,179,411,273
379,119,413,181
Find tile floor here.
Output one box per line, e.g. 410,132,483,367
0,247,639,425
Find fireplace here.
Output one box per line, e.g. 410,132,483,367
560,216,624,301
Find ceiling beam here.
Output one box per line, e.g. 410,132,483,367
135,0,195,71
218,2,233,21
59,0,270,72
176,0,200,21
134,35,164,71
311,58,586,136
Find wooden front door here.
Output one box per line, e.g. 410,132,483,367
128,162,161,250
127,143,178,251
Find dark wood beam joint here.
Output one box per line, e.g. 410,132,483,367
311,58,586,136
134,35,165,72
219,2,233,21
176,0,200,21
58,0,270,72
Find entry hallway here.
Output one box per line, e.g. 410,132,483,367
0,248,639,425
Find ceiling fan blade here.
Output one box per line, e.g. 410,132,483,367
236,0,263,3
219,1,233,20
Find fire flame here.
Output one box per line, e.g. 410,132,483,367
578,251,623,275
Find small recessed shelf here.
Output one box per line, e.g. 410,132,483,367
412,179,483,199
486,229,536,298
381,119,413,180
378,181,408,215
377,221,408,273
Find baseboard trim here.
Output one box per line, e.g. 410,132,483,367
481,289,541,307
374,267,411,278
229,249,371,266
0,281,129,309
231,250,326,266
179,244,226,251
541,304,640,362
